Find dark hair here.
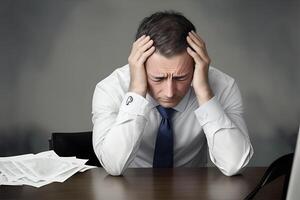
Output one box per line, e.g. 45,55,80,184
135,11,196,57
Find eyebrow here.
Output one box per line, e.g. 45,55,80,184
149,73,190,79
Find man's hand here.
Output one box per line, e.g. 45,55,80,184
186,31,214,105
128,35,155,97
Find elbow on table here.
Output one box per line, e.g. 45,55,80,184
222,147,253,176
221,155,250,176
221,165,243,176
103,166,124,176
98,152,128,176
93,143,128,176
100,160,126,176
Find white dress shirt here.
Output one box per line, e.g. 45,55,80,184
92,64,253,176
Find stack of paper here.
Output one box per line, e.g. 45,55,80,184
0,151,97,188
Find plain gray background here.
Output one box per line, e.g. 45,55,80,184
1,0,299,166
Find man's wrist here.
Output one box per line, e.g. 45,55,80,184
195,85,214,105
129,84,147,97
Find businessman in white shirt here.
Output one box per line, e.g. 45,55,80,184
92,11,253,176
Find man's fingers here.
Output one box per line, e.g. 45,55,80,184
138,46,155,64
190,31,205,46
131,35,151,56
132,39,154,61
187,36,209,63
138,39,154,54
186,36,201,52
188,31,205,48
189,31,210,58
187,46,202,64
128,34,155,69
135,35,146,43
131,35,146,53
136,35,151,48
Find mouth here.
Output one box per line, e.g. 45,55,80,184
159,98,177,103
160,98,173,102
157,97,181,107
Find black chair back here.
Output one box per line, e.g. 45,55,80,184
244,153,294,200
49,131,101,167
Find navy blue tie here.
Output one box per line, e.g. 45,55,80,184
153,105,175,168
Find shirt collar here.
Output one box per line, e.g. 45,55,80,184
146,93,159,109
146,87,192,113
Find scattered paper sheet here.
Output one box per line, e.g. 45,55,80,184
0,151,97,188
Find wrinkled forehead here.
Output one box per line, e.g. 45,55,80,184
145,52,194,75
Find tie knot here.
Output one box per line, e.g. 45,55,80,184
156,105,175,119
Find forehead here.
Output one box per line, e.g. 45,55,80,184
145,52,194,75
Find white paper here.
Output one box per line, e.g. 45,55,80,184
0,150,97,187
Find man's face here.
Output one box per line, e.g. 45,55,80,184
145,51,194,108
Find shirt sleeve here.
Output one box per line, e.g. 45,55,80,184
194,82,254,176
92,83,151,176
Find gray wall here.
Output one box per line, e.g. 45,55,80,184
1,0,299,166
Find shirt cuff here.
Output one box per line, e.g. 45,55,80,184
194,96,234,134
119,92,151,116
194,96,224,125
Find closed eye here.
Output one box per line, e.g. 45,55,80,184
151,77,165,82
173,75,189,81
149,74,190,82
174,77,188,81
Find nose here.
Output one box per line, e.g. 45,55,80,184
165,79,175,98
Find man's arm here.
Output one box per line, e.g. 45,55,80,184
195,82,253,176
92,35,155,176
187,31,253,176
92,88,150,176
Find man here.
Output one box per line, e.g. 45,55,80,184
92,11,253,176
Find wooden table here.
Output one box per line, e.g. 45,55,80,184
0,167,284,200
